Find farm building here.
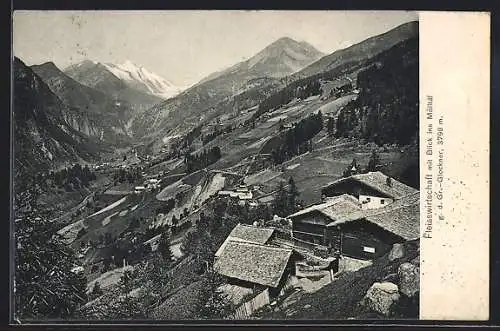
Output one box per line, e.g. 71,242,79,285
217,185,254,205
321,171,418,210
214,241,298,299
215,223,276,258
288,192,419,261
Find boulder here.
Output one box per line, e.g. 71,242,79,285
398,262,420,298
388,243,405,261
361,282,400,316
410,256,420,267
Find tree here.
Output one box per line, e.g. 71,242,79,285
287,177,300,213
343,158,360,178
327,117,335,136
198,271,233,319
119,270,134,294
158,233,174,263
272,181,290,217
15,214,87,320
181,226,204,257
90,281,103,300
128,218,140,231
367,150,381,172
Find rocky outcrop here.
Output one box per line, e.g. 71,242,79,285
398,262,419,298
388,243,405,262
361,282,400,316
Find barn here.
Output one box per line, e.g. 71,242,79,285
288,191,419,260
321,171,418,210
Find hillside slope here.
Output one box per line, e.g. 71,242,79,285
131,38,324,140
293,21,418,80
333,37,419,147
31,62,134,144
13,57,101,178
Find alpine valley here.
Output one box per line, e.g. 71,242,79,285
13,20,420,322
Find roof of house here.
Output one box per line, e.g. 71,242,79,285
288,194,361,223
214,241,293,288
322,171,418,200
230,224,275,243
287,190,419,240
258,195,275,203
361,192,419,240
328,192,420,240
215,224,276,257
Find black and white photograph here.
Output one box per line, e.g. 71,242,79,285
12,10,420,322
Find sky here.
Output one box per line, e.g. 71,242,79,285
13,11,418,87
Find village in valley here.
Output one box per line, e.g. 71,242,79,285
13,12,420,321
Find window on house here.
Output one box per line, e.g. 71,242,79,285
363,246,376,253
381,199,385,204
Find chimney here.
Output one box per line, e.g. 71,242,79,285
386,177,392,187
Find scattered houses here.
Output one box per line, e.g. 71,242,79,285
217,184,254,205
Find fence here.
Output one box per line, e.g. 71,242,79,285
232,288,270,319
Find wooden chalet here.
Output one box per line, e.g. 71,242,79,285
288,191,419,261
321,171,418,210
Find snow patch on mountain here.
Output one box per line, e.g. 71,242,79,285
103,60,183,99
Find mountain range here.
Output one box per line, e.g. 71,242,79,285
64,60,166,111
13,21,419,174
130,37,325,139
291,21,418,80
131,21,418,145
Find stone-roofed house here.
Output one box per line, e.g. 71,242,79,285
321,171,418,210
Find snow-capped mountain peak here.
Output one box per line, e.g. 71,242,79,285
102,60,182,99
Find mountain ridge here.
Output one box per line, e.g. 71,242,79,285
196,37,324,86
64,60,164,111
102,60,183,99
31,61,136,145
131,37,325,140
13,57,101,177
292,21,418,80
